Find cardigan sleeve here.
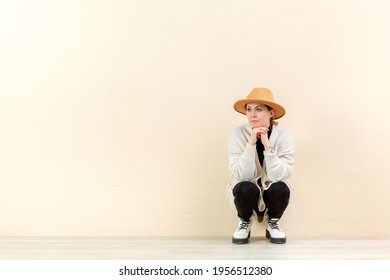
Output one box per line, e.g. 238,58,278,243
263,129,295,182
228,127,257,182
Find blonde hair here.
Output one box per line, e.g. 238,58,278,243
265,105,278,126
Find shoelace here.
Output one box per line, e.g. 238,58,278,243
238,221,250,231
268,219,281,231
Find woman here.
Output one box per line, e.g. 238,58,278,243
226,88,294,244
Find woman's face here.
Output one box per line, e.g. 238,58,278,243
245,102,274,128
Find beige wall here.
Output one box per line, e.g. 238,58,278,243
1,0,390,237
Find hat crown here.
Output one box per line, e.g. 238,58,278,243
247,88,275,103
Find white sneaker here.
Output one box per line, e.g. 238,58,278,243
266,218,286,244
232,219,252,244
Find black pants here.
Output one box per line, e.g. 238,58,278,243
233,181,290,222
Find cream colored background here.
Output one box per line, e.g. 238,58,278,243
1,0,390,237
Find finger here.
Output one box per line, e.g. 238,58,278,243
257,132,267,138
253,128,268,134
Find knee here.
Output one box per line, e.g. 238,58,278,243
267,182,290,198
233,181,259,197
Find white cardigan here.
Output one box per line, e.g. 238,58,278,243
226,123,295,209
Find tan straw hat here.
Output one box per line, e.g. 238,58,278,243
233,88,286,119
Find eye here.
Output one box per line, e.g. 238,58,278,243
256,107,262,112
246,107,251,112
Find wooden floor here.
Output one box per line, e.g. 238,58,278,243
1,236,390,260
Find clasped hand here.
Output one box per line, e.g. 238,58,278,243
249,127,270,149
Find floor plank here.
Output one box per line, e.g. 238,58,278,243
0,237,389,260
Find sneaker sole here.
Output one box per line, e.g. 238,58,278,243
266,229,286,244
232,231,250,244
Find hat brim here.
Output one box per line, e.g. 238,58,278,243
234,99,286,119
